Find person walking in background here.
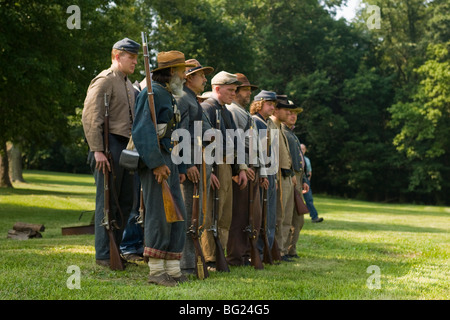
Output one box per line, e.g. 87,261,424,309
301,144,323,223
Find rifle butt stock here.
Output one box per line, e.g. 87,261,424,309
271,237,282,261
104,174,124,271
214,235,230,272
191,182,209,279
193,238,209,279
250,239,264,270
108,228,125,270
248,174,263,270
262,235,273,265
162,180,184,223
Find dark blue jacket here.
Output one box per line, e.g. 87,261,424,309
132,81,185,173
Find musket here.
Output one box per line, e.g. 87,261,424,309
189,163,209,280
245,170,263,269
260,187,273,265
141,31,183,223
244,126,263,270
271,236,282,261
211,109,229,272
136,186,145,227
102,93,125,270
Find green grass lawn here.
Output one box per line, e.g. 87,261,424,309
0,170,448,300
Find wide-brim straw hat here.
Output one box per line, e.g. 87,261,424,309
197,91,213,100
152,51,196,72
185,59,214,76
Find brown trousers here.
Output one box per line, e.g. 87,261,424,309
286,172,305,255
275,175,294,256
227,171,262,266
200,164,233,262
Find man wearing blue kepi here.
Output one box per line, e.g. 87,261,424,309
249,90,278,257
82,37,140,268
132,51,196,286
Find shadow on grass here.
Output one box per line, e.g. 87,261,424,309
305,218,448,234
0,187,93,197
2,230,445,299
11,170,95,189
0,203,95,235
23,177,95,188
315,196,450,218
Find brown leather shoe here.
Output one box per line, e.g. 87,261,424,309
147,273,177,287
172,274,189,283
96,259,110,267
122,253,144,262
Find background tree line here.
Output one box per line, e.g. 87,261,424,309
0,0,448,204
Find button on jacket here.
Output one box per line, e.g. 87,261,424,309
82,65,135,151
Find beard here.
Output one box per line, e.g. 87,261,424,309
169,74,185,96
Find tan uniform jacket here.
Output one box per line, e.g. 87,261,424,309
82,65,135,151
270,116,292,170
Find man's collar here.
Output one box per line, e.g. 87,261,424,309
210,96,224,107
183,85,196,97
256,112,266,121
230,100,244,109
270,115,282,126
154,80,168,89
110,64,127,80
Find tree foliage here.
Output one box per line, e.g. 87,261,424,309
0,0,447,204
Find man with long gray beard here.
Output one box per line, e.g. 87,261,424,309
132,51,195,286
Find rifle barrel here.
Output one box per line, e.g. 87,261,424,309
103,93,124,271
190,180,209,279
248,167,263,270
261,188,273,265
211,109,229,272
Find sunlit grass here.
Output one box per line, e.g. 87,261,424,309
0,170,448,300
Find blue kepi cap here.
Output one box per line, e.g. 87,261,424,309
254,90,277,101
113,38,140,55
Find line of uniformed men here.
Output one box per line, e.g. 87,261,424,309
82,37,315,287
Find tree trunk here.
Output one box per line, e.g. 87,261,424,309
7,142,25,182
0,142,13,188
